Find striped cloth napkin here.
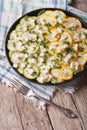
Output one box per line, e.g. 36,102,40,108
0,0,87,106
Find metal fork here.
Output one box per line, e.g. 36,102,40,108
10,78,78,119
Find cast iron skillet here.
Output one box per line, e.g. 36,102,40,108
5,8,87,86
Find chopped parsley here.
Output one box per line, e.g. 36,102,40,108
48,28,51,33
65,41,70,45
37,52,40,57
56,23,62,27
38,10,45,16
56,15,59,19
35,19,38,25
68,27,74,31
63,37,70,45
45,23,51,27
66,48,72,54
24,15,28,21
29,29,33,33
39,42,45,47
57,53,62,61
78,55,81,58
31,72,37,76
51,59,59,62
13,42,16,47
79,47,84,51
83,32,87,38
21,50,27,54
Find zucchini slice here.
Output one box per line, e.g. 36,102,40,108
9,30,17,40
47,55,56,62
16,24,23,32
7,40,16,51
38,14,57,28
7,40,24,51
36,73,51,83
63,17,82,30
44,15,57,28
20,16,36,30
24,64,39,79
20,16,28,26
60,66,73,80
27,17,36,30
46,56,61,68
51,68,64,83
22,32,37,42
70,61,82,74
78,53,87,66
59,31,72,47
44,10,66,23
46,28,60,42
17,63,27,74
44,10,53,16
11,52,25,64
53,10,66,23
79,43,87,53
28,58,37,64
27,42,39,54
34,24,48,35
9,51,14,58
49,41,68,55
72,28,87,42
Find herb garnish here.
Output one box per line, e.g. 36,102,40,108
57,53,62,61
21,50,27,54
45,23,51,27
38,10,45,16
63,37,70,45
24,15,28,21
56,15,59,19
31,72,37,76
83,32,87,38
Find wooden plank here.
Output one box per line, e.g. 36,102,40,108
70,0,87,12
0,83,23,130
0,83,52,130
47,90,82,130
72,71,87,130
13,88,52,130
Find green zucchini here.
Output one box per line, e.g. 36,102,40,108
36,74,51,83
27,43,39,54
51,68,63,83
23,64,39,79
17,63,27,74
7,40,16,51
9,30,17,40
9,51,14,58
20,17,27,26
11,52,25,64
16,24,23,32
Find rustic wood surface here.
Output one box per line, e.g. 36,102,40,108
0,0,87,130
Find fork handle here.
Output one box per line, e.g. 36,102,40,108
34,95,78,118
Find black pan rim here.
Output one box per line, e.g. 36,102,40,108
5,8,87,86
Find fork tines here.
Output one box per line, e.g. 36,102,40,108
10,78,29,95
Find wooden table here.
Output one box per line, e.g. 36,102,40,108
0,0,87,130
